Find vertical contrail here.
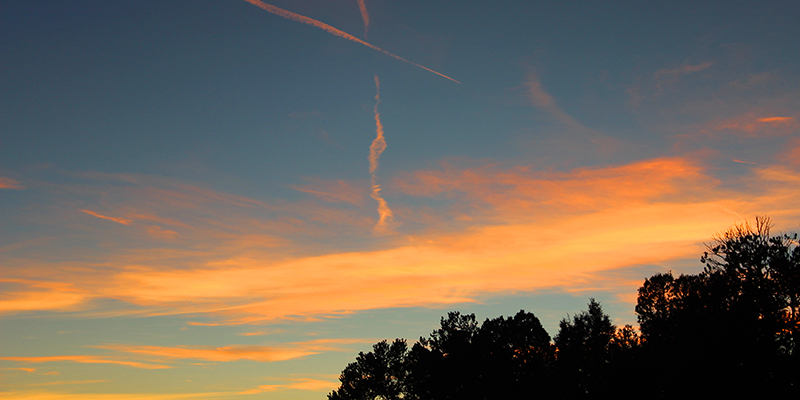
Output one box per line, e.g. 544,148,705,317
369,75,393,233
357,0,370,38
241,0,460,84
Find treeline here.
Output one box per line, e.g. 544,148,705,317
329,218,800,399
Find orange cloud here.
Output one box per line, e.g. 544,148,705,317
0,356,169,370
144,226,178,239
0,391,236,400
369,75,394,234
706,113,797,137
0,279,88,314
96,338,364,363
30,380,108,387
0,177,23,190
241,0,460,83
393,157,712,216
80,210,132,226
759,116,794,123
95,344,315,363
239,378,338,394
7,157,800,324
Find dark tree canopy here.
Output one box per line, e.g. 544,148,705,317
330,218,800,399
634,217,800,396
328,339,409,400
553,299,616,397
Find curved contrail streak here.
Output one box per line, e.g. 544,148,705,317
357,0,370,38
369,75,393,233
242,0,460,84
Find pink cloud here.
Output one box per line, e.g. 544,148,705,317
80,210,133,226
0,177,24,190
706,113,797,137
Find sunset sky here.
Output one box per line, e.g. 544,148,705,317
2,0,800,398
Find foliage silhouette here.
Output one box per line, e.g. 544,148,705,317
328,339,409,400
330,217,799,399
635,217,800,396
553,299,616,397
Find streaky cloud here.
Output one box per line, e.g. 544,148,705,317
80,210,133,226
0,177,24,190
241,0,460,84
239,378,338,394
654,61,714,80
0,355,169,370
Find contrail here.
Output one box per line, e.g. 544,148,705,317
357,0,370,38
242,0,460,84
368,76,386,176
369,75,393,233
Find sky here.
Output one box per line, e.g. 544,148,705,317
1,0,799,398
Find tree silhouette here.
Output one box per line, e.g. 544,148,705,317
635,217,800,396
329,218,800,399
328,339,410,400
405,312,481,400
700,216,800,356
553,299,616,397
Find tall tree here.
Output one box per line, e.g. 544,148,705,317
404,312,480,400
328,339,410,400
554,299,615,397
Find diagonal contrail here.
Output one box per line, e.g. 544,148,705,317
357,0,370,38
242,0,460,84
369,75,393,233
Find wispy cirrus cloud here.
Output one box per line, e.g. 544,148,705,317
654,61,714,81
95,338,367,363
4,156,800,323
239,378,338,394
3,367,36,372
703,113,798,137
524,71,620,156
291,178,367,206
80,210,133,226
0,177,24,190
525,71,588,133
0,356,169,370
29,380,108,387
0,391,236,400
241,0,459,83
0,279,87,314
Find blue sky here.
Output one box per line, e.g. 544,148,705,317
1,0,799,398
